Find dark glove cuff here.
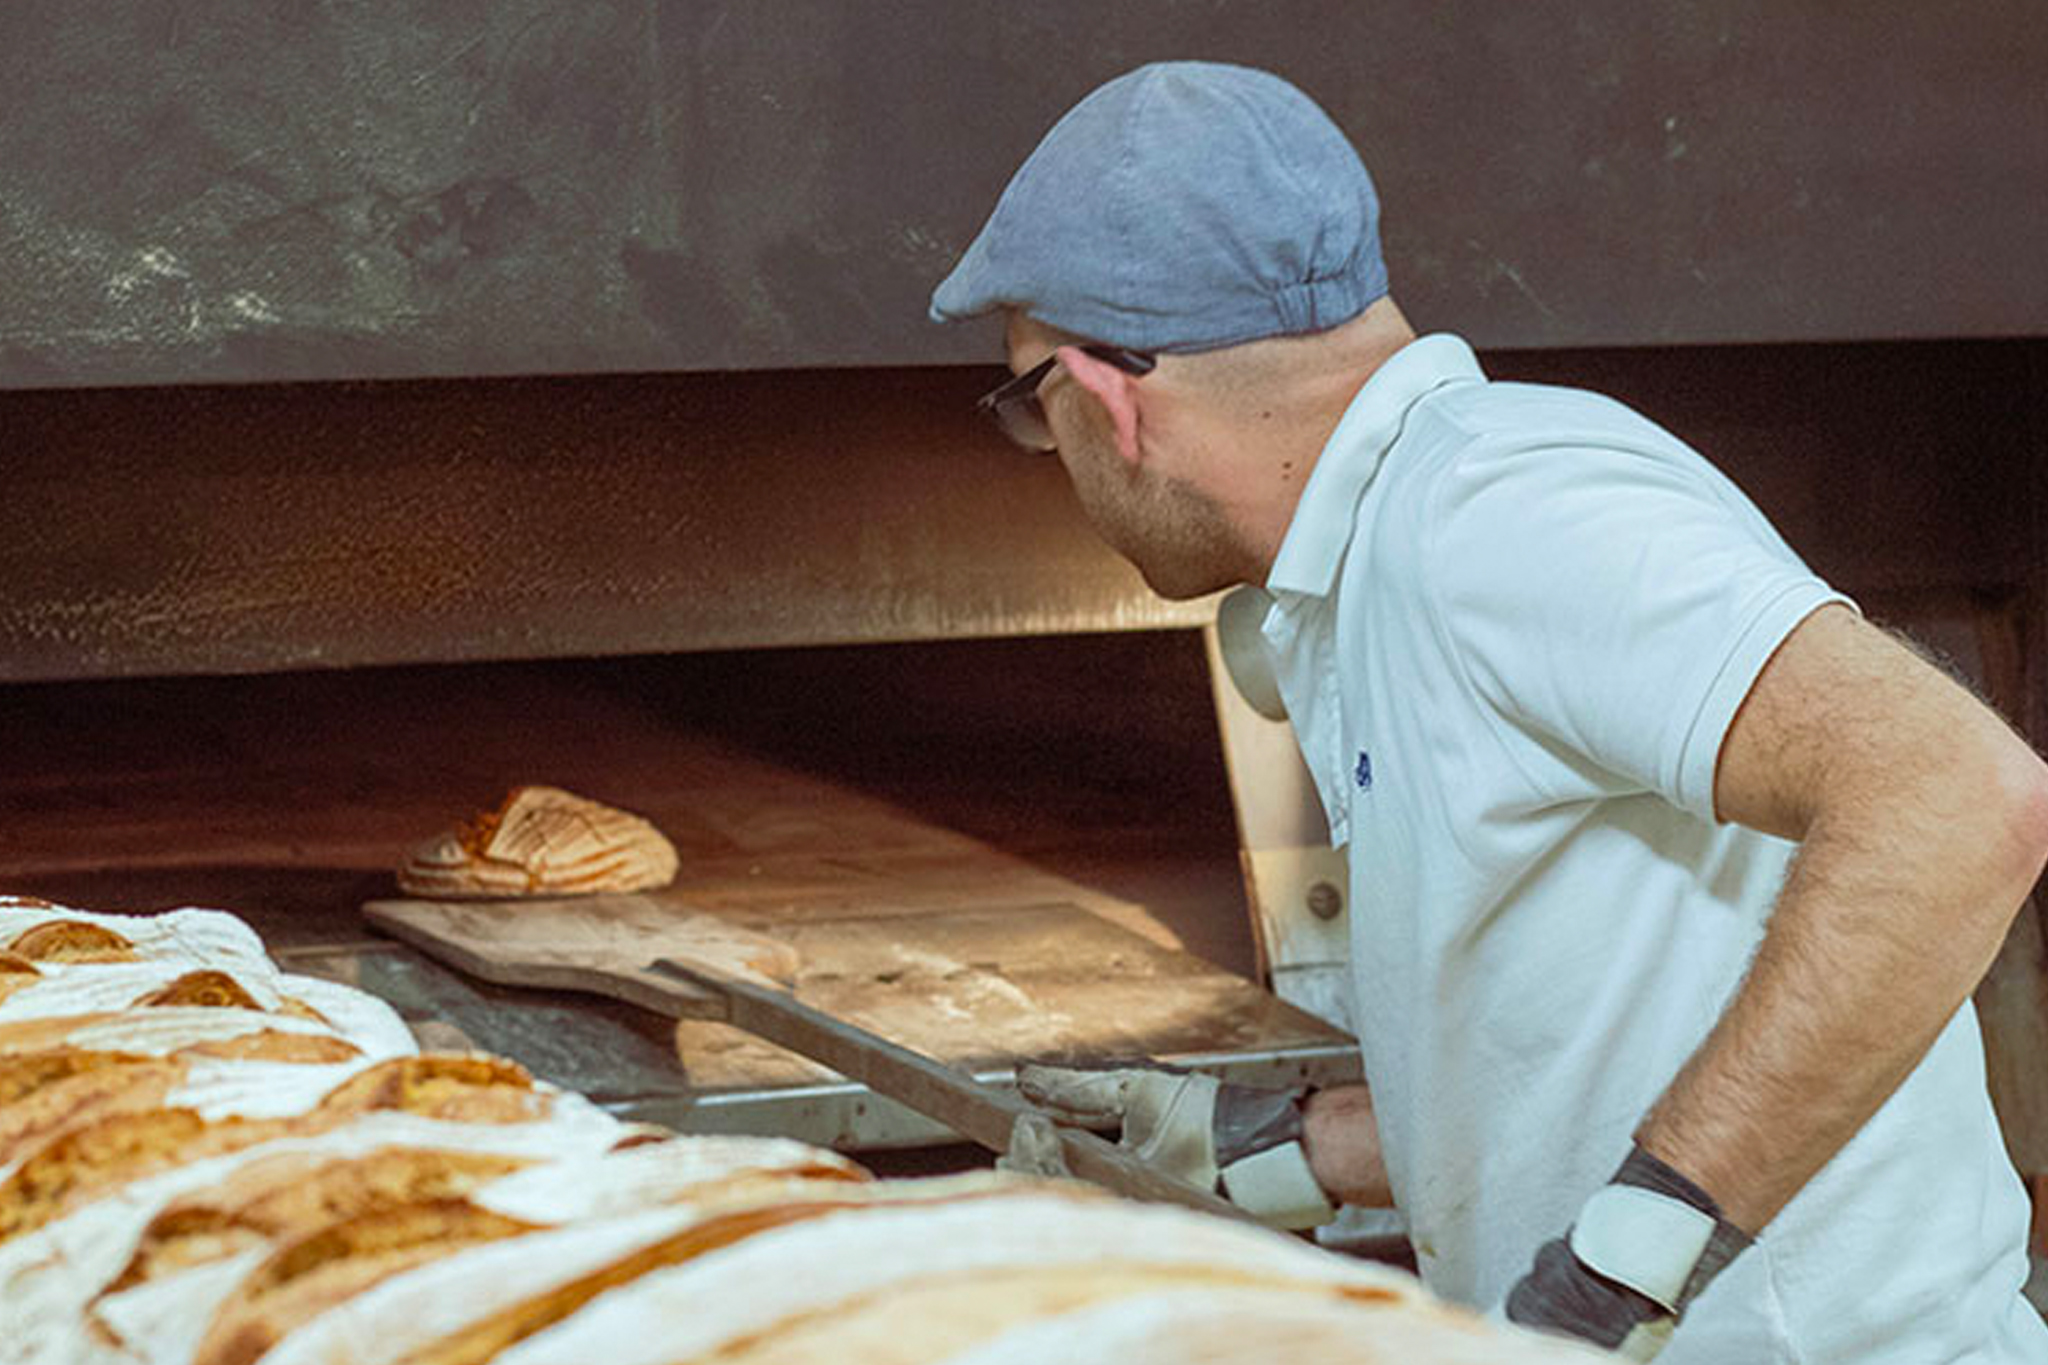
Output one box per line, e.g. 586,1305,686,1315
1211,1083,1310,1168
1507,1147,1755,1352
1611,1144,1754,1313
1506,1234,1664,1350
1613,1145,1722,1220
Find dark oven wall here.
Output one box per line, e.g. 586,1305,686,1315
2,3,2043,387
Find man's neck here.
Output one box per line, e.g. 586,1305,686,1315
1238,302,1416,579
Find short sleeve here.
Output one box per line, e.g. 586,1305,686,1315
1424,436,1851,820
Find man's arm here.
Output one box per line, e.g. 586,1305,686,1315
1641,602,2048,1233
1509,602,2048,1357
1302,1083,1391,1208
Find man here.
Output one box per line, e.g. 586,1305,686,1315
928,61,2048,1361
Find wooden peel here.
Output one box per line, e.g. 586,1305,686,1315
363,894,800,1019
361,895,1255,1222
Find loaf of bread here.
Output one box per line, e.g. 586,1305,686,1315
397,787,680,898
0,895,1600,1364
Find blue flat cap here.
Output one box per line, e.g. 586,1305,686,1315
930,61,1388,353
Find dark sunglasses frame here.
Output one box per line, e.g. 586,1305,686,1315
976,343,1157,453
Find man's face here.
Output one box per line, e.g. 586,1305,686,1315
1003,316,1241,601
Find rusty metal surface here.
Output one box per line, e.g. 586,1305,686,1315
1,2,2044,389
0,365,1210,682
3,339,2039,683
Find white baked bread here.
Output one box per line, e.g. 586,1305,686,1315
0,899,1604,1365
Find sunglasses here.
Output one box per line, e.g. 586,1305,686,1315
975,344,1157,453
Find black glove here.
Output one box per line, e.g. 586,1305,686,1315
1015,1063,1337,1229
1504,1145,1754,1361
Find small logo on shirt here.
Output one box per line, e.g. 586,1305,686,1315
1354,750,1373,792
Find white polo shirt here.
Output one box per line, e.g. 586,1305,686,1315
1261,334,2046,1362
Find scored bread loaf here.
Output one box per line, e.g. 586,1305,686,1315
8,920,140,964
0,952,44,1006
476,1187,1393,1365
937,1286,1534,1365
103,1146,537,1294
398,786,680,898
194,1198,541,1365
0,898,1605,1365
0,1050,191,1171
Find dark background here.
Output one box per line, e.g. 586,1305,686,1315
4,1,2044,388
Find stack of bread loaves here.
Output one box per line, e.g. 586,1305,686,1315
0,895,1602,1364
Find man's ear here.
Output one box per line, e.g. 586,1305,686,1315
1057,345,1143,467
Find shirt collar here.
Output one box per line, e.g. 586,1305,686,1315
1265,334,1485,599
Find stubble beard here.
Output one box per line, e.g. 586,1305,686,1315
1116,468,1248,602
1058,400,1247,601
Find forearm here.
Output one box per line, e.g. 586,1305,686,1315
1302,1082,1392,1207
1502,607,2048,1355
1640,749,2048,1234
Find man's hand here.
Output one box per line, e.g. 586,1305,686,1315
1016,1063,1337,1229
1504,1145,1753,1361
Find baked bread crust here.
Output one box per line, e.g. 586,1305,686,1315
0,1011,361,1060
193,1198,538,1365
179,1030,362,1064
131,970,264,1011
0,1106,289,1245
107,1147,534,1293
700,1265,1399,1365
393,1196,881,1365
398,786,680,898
0,950,40,1005
311,1054,549,1125
0,1048,188,1168
8,919,139,963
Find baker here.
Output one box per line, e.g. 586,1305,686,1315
927,61,2048,1362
